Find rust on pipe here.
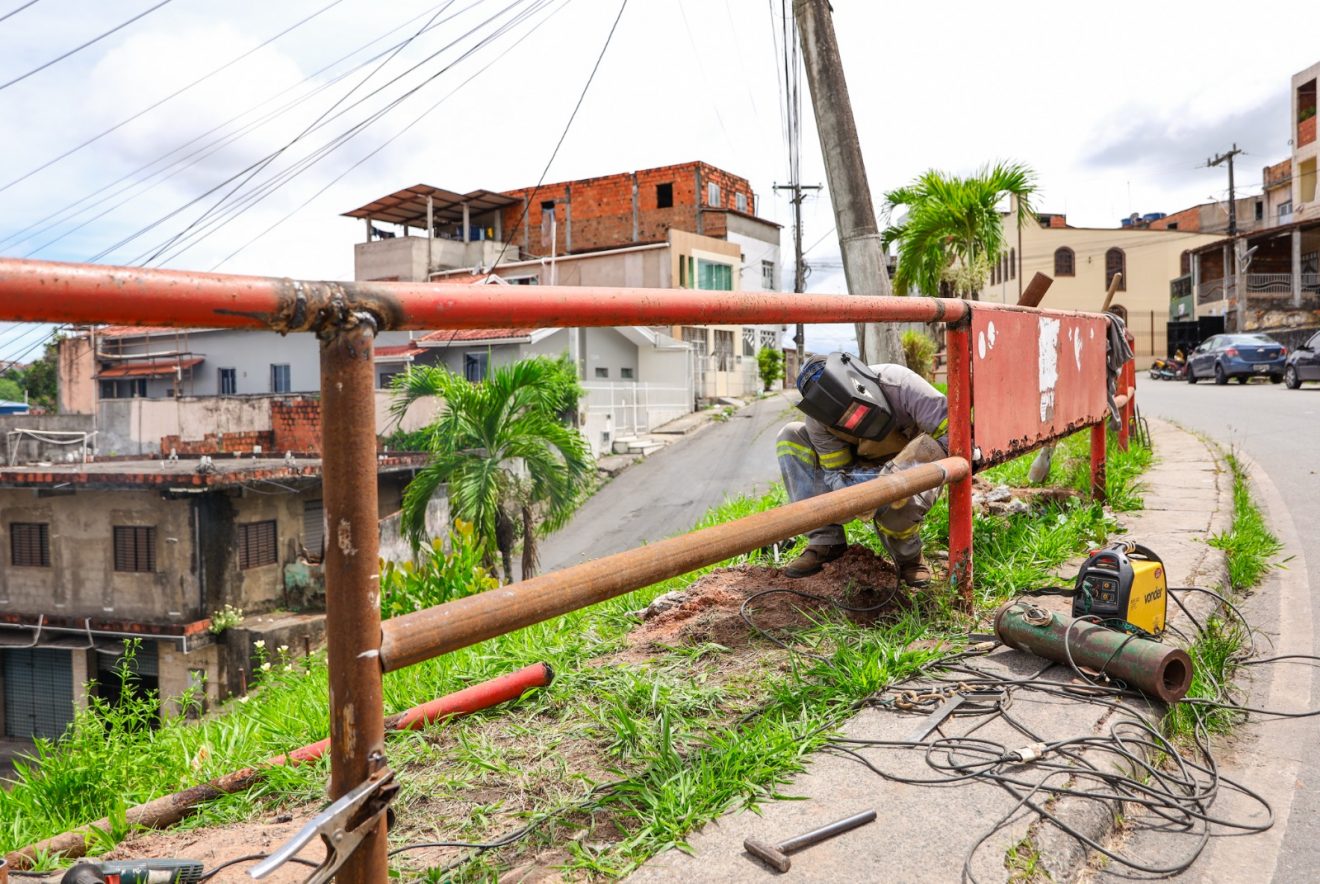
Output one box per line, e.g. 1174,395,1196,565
994,601,1193,703
945,322,974,610
0,257,966,331
319,318,387,884
4,664,554,870
380,458,969,672
1017,272,1053,309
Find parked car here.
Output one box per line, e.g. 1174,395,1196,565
1284,330,1320,389
1186,333,1287,385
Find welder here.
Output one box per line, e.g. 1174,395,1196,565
777,351,949,586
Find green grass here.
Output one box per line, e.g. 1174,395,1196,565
2,430,1153,878
1166,452,1282,741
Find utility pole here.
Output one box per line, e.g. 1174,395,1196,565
773,181,821,359
1208,144,1245,329
1207,144,1243,236
792,0,903,365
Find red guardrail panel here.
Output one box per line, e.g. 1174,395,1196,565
970,307,1109,466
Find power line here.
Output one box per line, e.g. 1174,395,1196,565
0,0,177,92
136,0,546,267
0,0,347,195
0,0,42,25
2,1,465,255
210,0,572,270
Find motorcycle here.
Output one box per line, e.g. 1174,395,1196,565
1149,355,1187,381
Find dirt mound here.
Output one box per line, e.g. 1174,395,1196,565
628,545,905,650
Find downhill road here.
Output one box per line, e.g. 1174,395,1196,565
1135,378,1320,881
534,392,797,574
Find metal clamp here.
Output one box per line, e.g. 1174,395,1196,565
250,763,399,883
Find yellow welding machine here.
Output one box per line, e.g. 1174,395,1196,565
1072,541,1167,636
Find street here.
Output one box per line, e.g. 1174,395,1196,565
534,393,797,574
1135,379,1320,881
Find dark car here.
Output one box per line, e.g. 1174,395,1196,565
1284,330,1320,389
1186,333,1287,385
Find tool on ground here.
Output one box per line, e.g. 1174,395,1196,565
249,763,398,884
58,859,203,883
1072,541,1167,636
744,809,877,873
902,694,965,742
994,601,1192,703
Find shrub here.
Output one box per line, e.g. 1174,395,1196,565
756,347,785,391
379,520,499,619
901,330,937,382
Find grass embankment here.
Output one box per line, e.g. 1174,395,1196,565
1165,453,1282,740
3,428,1150,879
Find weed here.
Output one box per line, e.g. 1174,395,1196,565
1005,836,1049,881
208,604,243,635
1209,454,1282,591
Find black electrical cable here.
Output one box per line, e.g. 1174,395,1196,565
0,0,41,25
196,853,320,882
0,0,176,92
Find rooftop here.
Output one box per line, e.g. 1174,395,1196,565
0,453,427,491
341,184,518,228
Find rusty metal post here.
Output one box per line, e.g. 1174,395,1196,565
944,317,974,609
319,318,387,883
1090,422,1107,503
1117,359,1134,452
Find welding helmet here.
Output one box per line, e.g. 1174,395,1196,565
795,351,894,440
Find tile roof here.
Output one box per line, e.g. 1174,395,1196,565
375,344,426,360
417,328,530,344
96,357,204,379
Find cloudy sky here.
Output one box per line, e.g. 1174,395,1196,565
0,0,1315,360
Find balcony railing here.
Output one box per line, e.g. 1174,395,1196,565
1170,274,1192,300
1196,278,1232,304
1197,274,1320,307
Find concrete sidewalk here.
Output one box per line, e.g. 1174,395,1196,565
627,419,1231,884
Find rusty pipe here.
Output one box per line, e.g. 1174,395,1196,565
993,601,1193,703
319,320,387,884
0,257,968,331
379,458,969,672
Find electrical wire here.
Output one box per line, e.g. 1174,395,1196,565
0,0,177,92
0,0,41,25
195,853,320,882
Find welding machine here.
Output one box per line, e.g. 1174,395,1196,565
1072,541,1167,636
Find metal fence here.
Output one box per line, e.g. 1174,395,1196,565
0,257,1133,882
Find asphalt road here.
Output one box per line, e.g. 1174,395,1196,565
534,392,797,574
1135,377,1320,881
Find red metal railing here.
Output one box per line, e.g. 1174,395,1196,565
0,257,1131,881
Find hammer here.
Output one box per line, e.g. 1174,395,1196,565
744,809,877,872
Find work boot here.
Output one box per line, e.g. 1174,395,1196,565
784,543,848,578
898,557,933,588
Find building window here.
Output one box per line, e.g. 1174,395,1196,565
681,327,708,350
707,182,721,207
219,368,236,395
1279,200,1293,218
270,364,291,393
1105,247,1126,291
713,329,735,370
1254,200,1264,221
463,352,489,382
697,259,734,291
736,192,748,213
656,182,673,208
10,523,49,567
760,330,778,349
540,199,555,211
1009,248,1016,279
595,367,608,379
621,367,634,379
113,526,156,573
743,328,756,357
1180,250,1191,275
238,520,278,570
761,260,776,291
1054,247,1075,277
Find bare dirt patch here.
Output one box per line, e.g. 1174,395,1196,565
628,545,905,651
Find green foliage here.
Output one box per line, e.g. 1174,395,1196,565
1164,615,1247,739
882,161,1037,298
379,520,499,620
900,330,937,381
755,347,784,392
0,377,24,402
4,340,59,411
1209,454,1282,591
391,355,593,581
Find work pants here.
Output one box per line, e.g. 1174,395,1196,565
775,421,939,565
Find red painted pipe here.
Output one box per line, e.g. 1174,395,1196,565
0,257,967,331
264,662,555,766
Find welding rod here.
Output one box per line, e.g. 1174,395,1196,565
744,809,877,873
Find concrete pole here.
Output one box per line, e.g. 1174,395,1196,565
792,0,902,365
426,196,434,276
462,202,470,244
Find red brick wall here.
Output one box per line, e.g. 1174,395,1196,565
271,398,322,455
1299,115,1316,148
499,162,756,257
1149,206,1204,232
160,431,276,456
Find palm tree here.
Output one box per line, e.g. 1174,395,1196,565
390,356,591,583
881,161,1038,300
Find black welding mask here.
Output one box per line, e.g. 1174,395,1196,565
795,352,895,440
